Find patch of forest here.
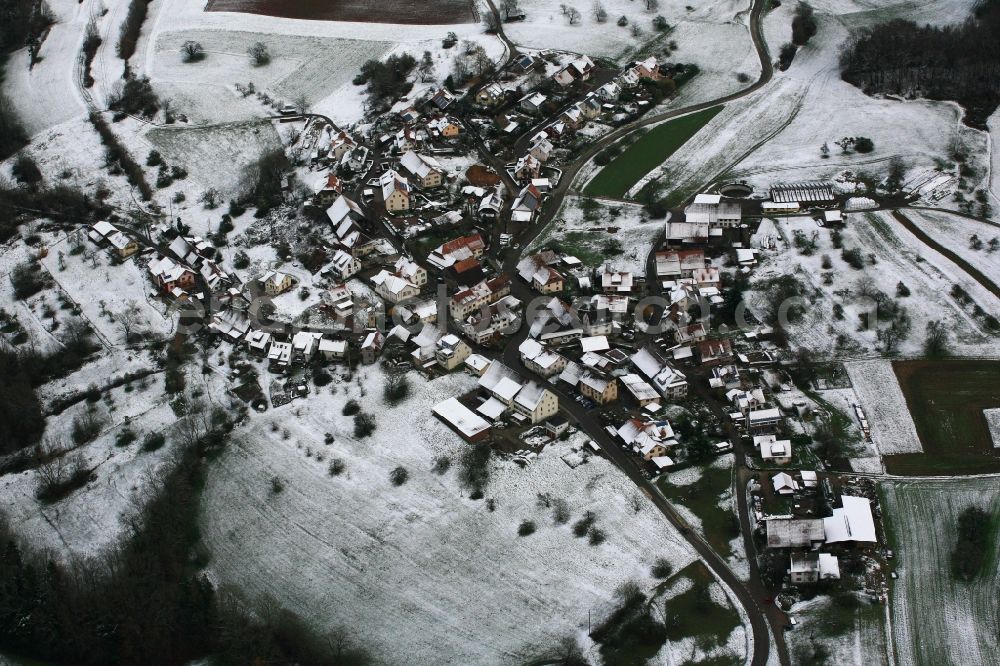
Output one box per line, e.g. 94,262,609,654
839,0,1000,128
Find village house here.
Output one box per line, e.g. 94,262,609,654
459,296,521,345
449,274,510,320
788,552,841,583
429,87,455,110
513,154,542,182
824,496,878,544
519,92,548,114
684,194,742,228
435,334,471,371
616,418,678,460
528,135,554,163
518,338,568,378
579,372,618,405
476,82,505,107
148,255,196,296
318,337,348,361
261,271,294,296
329,249,361,279
360,329,385,364
327,130,357,162
428,116,462,139
600,266,635,294
268,340,292,369
654,249,706,282
427,234,486,272
697,338,734,365
747,407,782,433
631,347,688,400
620,373,661,407
89,221,139,258
312,173,343,207
245,329,271,355
291,331,323,363
400,151,445,188
552,55,595,86
512,381,559,424
511,184,543,222
371,257,426,304
380,170,412,212
755,434,792,464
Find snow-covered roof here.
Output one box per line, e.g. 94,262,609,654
477,396,508,421
824,496,877,543
434,398,490,438
579,336,610,353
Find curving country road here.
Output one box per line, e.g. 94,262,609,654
477,0,786,663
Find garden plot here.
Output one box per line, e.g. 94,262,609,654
199,363,710,664
506,0,747,61
145,120,282,198
0,376,185,562
526,196,660,273
746,211,997,358
149,30,391,124
903,209,1000,288
881,477,1000,666
39,237,174,347
845,361,922,456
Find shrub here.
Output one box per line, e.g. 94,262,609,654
854,136,875,153
573,511,597,537
651,557,673,579
517,520,537,536
146,150,162,166
791,1,817,46
896,281,910,297
9,261,46,300
778,42,797,70
115,428,138,447
389,466,409,486
117,0,151,60
431,456,451,474
841,247,865,269
353,412,376,438
270,476,284,494
142,431,166,452
11,154,42,186
459,441,492,496
328,458,345,476
952,506,993,580
588,527,607,545
71,409,105,444
342,399,361,416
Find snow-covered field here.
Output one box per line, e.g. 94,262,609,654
198,363,712,664
506,0,748,61
903,209,1000,288
881,477,1000,666
845,360,922,456
784,595,891,666
746,211,999,358
527,196,660,273
985,409,1000,447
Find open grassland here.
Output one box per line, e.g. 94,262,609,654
584,106,724,199
204,0,476,24
881,477,1000,666
198,363,709,664
883,360,1000,475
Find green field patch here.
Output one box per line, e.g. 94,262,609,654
584,105,725,199
884,360,1000,475
658,466,738,556
661,562,741,652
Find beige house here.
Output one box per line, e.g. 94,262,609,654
380,170,411,212
513,381,559,424
400,151,444,188
435,334,471,371
579,373,618,404
261,271,294,296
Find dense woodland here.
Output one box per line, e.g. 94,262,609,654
840,0,1000,128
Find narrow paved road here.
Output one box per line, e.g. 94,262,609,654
483,0,785,663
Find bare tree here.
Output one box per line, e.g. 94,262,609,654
418,50,435,82
116,300,141,343
483,11,500,32
645,0,659,10
500,0,520,19
247,41,270,66
593,0,607,22
566,6,581,24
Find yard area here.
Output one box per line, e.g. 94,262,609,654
883,360,1000,475
658,463,738,557
584,106,724,199
880,477,1000,666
